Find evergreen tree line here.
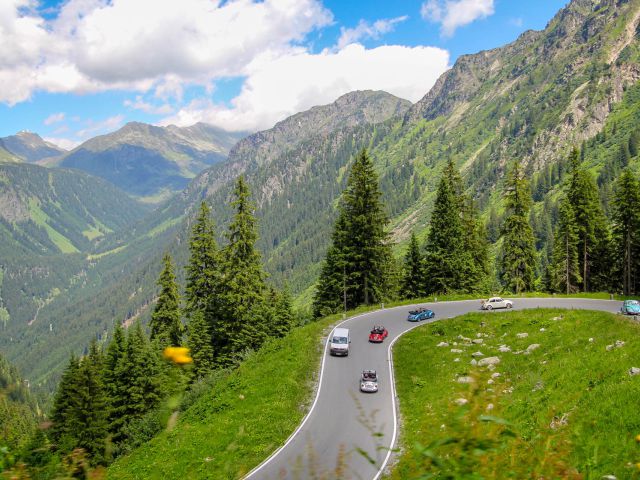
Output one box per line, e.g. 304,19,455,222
314,147,640,317
46,176,295,467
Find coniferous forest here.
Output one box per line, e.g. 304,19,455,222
3,1,640,477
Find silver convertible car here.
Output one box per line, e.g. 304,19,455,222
360,370,378,393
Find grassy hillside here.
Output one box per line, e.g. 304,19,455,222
391,309,640,479
107,313,339,479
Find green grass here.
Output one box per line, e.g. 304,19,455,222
390,309,640,479
82,225,104,240
107,313,345,479
27,199,79,253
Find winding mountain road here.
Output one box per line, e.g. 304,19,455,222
244,298,620,480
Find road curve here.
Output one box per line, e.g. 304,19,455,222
244,298,620,480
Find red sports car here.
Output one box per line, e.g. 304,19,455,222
369,325,388,343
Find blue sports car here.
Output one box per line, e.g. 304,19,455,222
621,299,640,315
407,308,435,322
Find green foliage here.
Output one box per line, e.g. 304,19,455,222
184,201,220,316
550,197,581,294
186,310,214,380
391,309,640,478
402,232,425,298
313,149,394,315
500,161,536,293
212,176,268,366
612,168,640,295
149,253,183,347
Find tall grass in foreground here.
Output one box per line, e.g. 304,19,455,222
390,309,640,479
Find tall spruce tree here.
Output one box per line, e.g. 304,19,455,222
566,148,609,291
500,161,537,293
612,168,640,294
187,310,214,379
50,354,81,453
213,176,267,365
73,340,108,465
121,323,163,433
313,149,393,316
551,198,581,294
150,254,183,347
402,232,425,299
461,197,490,292
423,160,467,294
185,202,220,316
103,322,128,444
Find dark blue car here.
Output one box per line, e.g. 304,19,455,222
407,308,435,322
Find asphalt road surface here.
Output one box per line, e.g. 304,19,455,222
244,298,620,480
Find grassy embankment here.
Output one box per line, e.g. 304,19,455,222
390,309,640,479
108,297,638,479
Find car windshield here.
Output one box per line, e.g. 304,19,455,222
627,300,640,306
332,336,348,344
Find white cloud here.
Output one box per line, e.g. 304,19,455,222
43,136,80,151
421,0,494,37
124,96,174,115
43,112,65,125
337,16,408,49
160,43,450,132
75,114,125,140
0,0,333,104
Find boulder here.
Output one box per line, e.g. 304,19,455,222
498,345,511,353
471,351,485,357
472,338,484,344
516,332,528,339
629,367,640,376
491,372,501,379
453,357,460,362
478,356,501,367
470,359,478,366
457,376,474,384
451,348,463,353
615,340,625,348
606,344,614,351
526,344,541,353
454,398,468,406
437,341,450,347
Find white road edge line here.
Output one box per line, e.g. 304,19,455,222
243,305,410,479
372,317,432,480
245,298,618,479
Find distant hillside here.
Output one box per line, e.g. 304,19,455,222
54,122,246,201
0,131,66,163
0,91,411,387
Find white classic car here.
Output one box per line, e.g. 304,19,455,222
480,297,513,310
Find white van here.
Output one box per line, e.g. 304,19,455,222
330,327,350,356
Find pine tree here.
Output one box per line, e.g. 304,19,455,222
567,149,609,291
186,310,214,379
272,287,294,337
103,322,128,444
150,254,183,347
423,159,467,294
612,168,640,295
185,202,220,316
313,149,393,315
500,161,537,293
460,197,490,292
213,176,267,365
121,323,163,433
551,198,581,294
50,355,81,453
401,232,425,299
73,340,108,465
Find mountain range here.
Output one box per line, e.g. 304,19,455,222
1,0,639,389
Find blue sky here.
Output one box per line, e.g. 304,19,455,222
0,0,567,148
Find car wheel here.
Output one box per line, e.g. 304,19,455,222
507,303,512,309
486,305,493,310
